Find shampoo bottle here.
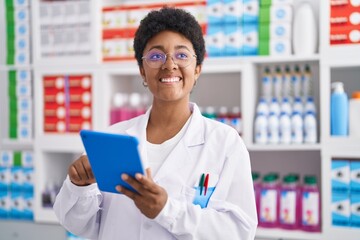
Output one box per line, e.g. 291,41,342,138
331,82,348,136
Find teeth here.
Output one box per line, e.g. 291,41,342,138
160,77,180,83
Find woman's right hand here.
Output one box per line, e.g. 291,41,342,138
68,155,96,186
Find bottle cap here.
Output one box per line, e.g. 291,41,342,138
331,82,344,93
283,174,297,183
304,175,317,185
252,172,260,181
352,91,360,99
263,173,279,182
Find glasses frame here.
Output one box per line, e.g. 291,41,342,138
141,50,197,69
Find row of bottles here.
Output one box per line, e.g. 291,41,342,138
254,96,317,144
200,106,242,135
253,172,321,232
110,92,150,124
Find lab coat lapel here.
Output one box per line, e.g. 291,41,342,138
153,103,205,182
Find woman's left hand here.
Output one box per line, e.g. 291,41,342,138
116,168,168,219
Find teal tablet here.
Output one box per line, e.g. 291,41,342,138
80,130,144,194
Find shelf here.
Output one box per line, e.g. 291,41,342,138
322,137,360,157
326,226,360,240
1,139,34,150
247,144,321,152
256,228,323,240
35,135,83,153
321,45,360,67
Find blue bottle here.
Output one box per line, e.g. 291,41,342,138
331,82,348,136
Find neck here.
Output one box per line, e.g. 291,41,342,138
149,101,192,128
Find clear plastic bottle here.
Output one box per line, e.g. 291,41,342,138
282,65,292,102
304,111,317,144
256,97,269,117
331,82,349,136
259,173,280,228
304,96,316,115
279,112,291,144
291,111,303,144
349,91,360,138
279,174,301,229
272,66,282,100
292,97,304,117
291,65,302,98
268,111,279,144
254,112,268,144
269,97,280,117
301,175,321,232
262,67,272,102
280,97,292,116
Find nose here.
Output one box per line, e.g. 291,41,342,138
161,54,178,70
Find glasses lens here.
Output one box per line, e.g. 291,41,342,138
143,49,196,68
173,50,194,68
144,50,166,68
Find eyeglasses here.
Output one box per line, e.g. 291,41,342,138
142,49,197,69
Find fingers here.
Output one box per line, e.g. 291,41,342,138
68,155,95,186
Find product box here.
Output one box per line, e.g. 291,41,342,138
331,3,360,27
260,0,293,6
17,69,31,83
351,194,360,227
242,0,259,24
0,167,11,191
259,5,293,23
102,8,127,29
224,24,243,56
223,0,242,24
207,0,224,24
10,166,23,192
332,160,351,194
0,151,13,167
206,24,224,56
17,125,32,140
330,25,360,45
332,193,350,226
127,8,148,28
0,191,11,219
259,22,291,40
10,191,23,219
14,0,30,8
22,167,34,193
242,23,258,55
22,191,34,220
21,151,34,168
351,161,360,193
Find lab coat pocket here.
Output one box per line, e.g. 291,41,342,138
192,186,215,208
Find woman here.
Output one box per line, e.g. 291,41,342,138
54,7,257,239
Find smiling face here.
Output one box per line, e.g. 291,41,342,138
139,30,202,105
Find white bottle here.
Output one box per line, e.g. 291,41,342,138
349,91,360,138
292,97,304,117
268,112,279,144
304,111,317,143
291,111,303,144
262,67,272,102
302,64,313,98
279,112,291,144
272,66,282,100
256,97,269,117
304,96,316,116
255,112,268,144
269,97,281,117
292,2,317,55
280,97,292,116
282,65,292,101
291,65,302,98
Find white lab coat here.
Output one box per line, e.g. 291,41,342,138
53,103,258,240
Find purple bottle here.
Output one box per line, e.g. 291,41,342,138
259,173,280,228
301,175,321,232
252,172,261,221
279,174,301,229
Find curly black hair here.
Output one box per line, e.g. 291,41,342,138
133,7,205,67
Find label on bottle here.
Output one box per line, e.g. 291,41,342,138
260,189,277,223
302,192,319,226
280,190,296,224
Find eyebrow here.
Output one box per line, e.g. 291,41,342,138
147,45,192,52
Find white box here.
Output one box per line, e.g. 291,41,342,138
0,152,13,167
270,22,291,39
270,38,291,55
16,82,32,97
17,70,31,83
271,5,293,23
21,152,34,168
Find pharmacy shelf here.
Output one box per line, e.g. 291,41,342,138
322,138,360,157
1,139,34,150
256,228,323,240
247,144,322,151
35,135,83,153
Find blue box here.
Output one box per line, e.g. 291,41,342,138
10,167,23,192
350,162,360,194
332,160,350,194
0,191,10,219
224,24,243,56
0,167,10,191
10,191,23,219
207,0,223,25
223,0,242,24
242,0,259,24
332,193,350,226
22,167,34,193
242,23,258,55
351,194,360,228
206,24,224,57
22,191,34,220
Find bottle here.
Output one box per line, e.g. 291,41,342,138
279,174,301,229
349,91,360,138
292,97,304,117
252,172,261,221
282,65,292,102
268,112,279,144
262,67,272,102
129,93,145,118
280,97,292,116
279,112,291,144
291,111,303,144
304,96,316,115
110,93,124,124
203,106,217,119
331,82,349,136
304,111,317,143
259,173,280,228
301,175,321,232
229,106,242,135
217,106,229,125
269,97,280,117
256,97,269,117
302,64,313,99
292,2,317,55
254,112,268,144
272,66,282,100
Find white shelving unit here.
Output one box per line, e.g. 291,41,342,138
1,0,360,239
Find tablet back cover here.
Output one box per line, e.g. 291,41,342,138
80,130,144,193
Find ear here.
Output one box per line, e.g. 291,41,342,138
139,66,146,81
194,65,202,80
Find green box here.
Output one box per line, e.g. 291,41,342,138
5,0,15,9
13,152,22,167
8,76,17,98
260,0,272,6
9,109,18,127
9,126,17,139
259,23,270,40
259,40,270,56
259,6,270,23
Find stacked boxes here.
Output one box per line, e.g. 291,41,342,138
206,0,259,56
4,0,31,65
330,1,360,45
43,74,92,133
258,0,293,56
8,70,33,140
331,159,360,228
0,151,34,220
